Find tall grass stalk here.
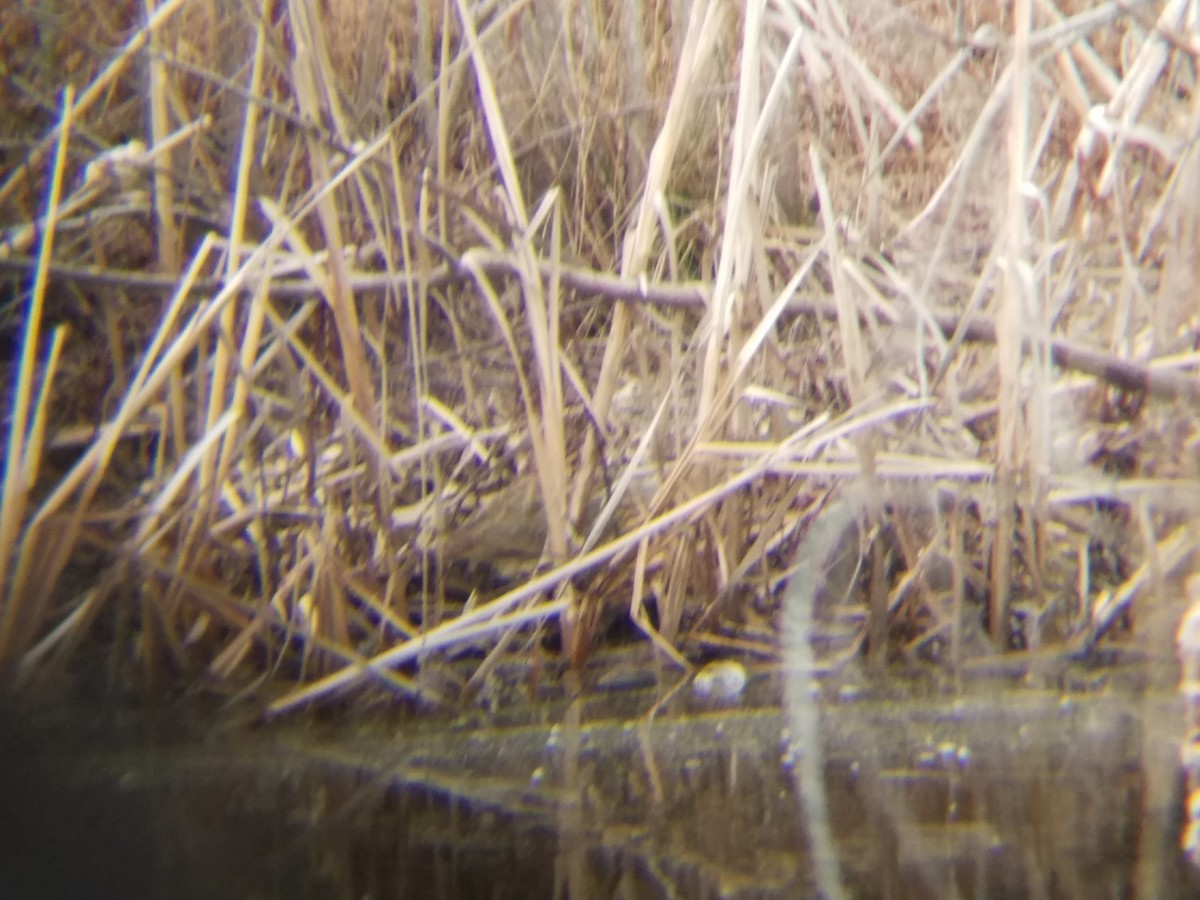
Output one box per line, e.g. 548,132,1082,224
0,87,74,668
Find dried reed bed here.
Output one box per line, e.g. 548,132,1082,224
1,0,1198,713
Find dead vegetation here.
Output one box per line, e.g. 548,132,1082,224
1,0,1198,713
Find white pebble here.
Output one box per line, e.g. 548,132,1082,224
692,660,748,703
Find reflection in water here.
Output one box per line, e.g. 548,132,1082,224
4,680,1198,899
1176,574,1200,871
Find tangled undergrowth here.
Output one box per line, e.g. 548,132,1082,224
1,0,1198,715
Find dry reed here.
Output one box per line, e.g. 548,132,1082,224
0,0,1197,716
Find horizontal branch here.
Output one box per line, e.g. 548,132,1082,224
3,251,1196,403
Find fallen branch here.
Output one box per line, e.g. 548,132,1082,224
4,252,1197,403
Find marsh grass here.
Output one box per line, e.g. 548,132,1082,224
1,0,1198,712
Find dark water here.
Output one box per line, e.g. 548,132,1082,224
2,671,1197,900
